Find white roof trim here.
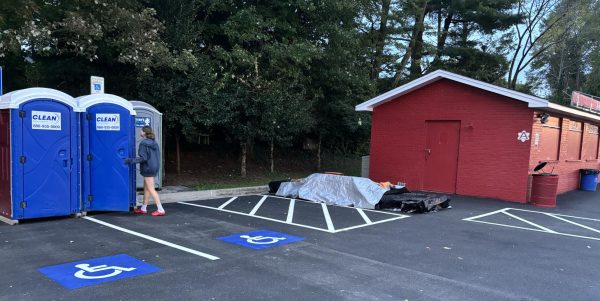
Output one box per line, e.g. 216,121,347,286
76,94,136,115
130,100,163,115
355,70,549,111
0,88,82,112
546,103,600,122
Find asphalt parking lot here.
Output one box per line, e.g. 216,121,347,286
2,190,600,301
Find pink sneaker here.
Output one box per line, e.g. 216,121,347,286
133,208,147,214
151,211,166,216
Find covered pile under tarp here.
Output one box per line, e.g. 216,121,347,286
275,173,386,209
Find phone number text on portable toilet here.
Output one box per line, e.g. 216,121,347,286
32,111,62,130
96,114,120,131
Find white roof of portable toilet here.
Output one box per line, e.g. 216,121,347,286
76,94,136,115
0,88,82,112
130,100,163,115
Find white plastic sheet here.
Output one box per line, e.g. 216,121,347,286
275,173,387,209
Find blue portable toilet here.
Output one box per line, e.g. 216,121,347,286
0,88,81,224
77,94,136,212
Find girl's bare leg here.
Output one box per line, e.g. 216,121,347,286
144,177,163,212
143,181,151,206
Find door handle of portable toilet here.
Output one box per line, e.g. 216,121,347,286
58,150,68,167
118,148,125,158
425,148,431,154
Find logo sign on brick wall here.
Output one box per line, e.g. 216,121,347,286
517,130,530,142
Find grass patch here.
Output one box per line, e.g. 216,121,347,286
195,171,308,191
321,154,363,176
188,153,363,191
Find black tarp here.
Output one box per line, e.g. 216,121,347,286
376,189,450,213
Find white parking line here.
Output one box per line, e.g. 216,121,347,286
179,195,410,233
218,197,237,209
321,203,335,232
286,199,296,223
249,195,268,216
83,216,220,260
502,211,557,233
463,208,600,242
333,216,409,233
509,207,600,222
544,213,600,234
356,209,373,224
260,194,408,217
463,208,508,221
178,201,335,233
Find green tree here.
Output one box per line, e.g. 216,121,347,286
310,0,375,168
392,0,521,85
192,1,323,177
527,0,599,102
1,0,193,95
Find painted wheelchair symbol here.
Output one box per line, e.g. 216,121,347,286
239,235,286,245
73,263,136,280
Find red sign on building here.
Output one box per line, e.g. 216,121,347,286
571,91,600,112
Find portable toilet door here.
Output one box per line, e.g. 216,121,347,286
130,100,163,190
77,94,135,212
0,88,81,222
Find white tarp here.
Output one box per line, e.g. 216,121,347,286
275,173,387,209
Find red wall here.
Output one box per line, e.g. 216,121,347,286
529,114,600,194
370,79,534,202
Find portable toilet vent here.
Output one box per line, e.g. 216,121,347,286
77,94,136,213
0,88,81,224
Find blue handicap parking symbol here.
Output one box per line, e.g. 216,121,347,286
217,230,304,250
38,254,160,289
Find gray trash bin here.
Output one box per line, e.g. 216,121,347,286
130,100,163,190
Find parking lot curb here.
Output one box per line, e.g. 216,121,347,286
136,185,269,205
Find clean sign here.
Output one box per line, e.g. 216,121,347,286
217,230,304,250
31,111,61,131
38,254,160,289
96,113,120,131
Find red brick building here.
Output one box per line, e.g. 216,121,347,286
356,70,600,203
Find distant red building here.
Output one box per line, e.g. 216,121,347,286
356,70,600,203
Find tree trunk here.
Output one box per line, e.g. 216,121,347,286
370,0,392,80
269,139,274,173
409,10,426,78
393,0,429,86
175,133,181,175
557,46,565,100
317,133,322,171
432,12,454,66
240,141,247,178
460,21,469,47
